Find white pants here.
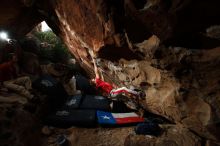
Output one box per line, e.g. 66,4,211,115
110,87,139,97
3,76,33,99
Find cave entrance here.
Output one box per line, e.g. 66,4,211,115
24,21,74,65
41,21,51,32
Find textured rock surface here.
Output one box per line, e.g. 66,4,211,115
0,102,44,146
1,0,220,65
124,124,202,146
87,46,220,142
0,0,43,37
1,0,220,145
45,127,134,146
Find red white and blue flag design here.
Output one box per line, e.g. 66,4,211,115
97,111,144,124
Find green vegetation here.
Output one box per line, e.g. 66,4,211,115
34,31,71,63
34,31,58,44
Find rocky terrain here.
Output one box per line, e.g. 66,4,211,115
0,0,220,146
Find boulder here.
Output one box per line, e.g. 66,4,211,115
124,124,202,146
118,59,161,86
0,103,44,146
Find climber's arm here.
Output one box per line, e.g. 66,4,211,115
92,57,100,79
90,49,100,79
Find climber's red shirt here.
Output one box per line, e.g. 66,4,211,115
95,78,113,94
0,61,17,82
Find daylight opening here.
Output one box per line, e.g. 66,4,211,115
41,21,51,32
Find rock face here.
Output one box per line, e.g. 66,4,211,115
124,124,202,146
67,127,133,146
0,0,43,37
1,0,220,145
0,102,44,146
44,0,220,70
2,0,220,67
87,46,220,142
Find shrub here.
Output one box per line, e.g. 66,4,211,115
34,31,71,63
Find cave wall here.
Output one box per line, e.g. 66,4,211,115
1,0,220,144
44,0,220,71
36,0,220,142
1,0,220,58
0,0,43,37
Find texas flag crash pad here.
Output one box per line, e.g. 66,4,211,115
97,111,144,125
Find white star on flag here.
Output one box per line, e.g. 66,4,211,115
102,115,110,120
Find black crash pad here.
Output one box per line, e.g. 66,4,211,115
62,94,83,110
80,95,110,111
32,75,67,97
45,109,97,128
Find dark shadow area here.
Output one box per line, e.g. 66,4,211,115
125,17,152,43
98,45,142,61
131,0,148,10
165,34,220,49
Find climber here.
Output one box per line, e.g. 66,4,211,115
0,39,35,99
0,53,34,99
90,50,145,99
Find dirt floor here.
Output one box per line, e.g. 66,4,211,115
45,127,134,146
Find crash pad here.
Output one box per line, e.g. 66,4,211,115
62,94,82,109
80,95,110,111
32,75,67,97
45,109,97,128
97,111,144,125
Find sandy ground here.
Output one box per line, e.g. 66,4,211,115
46,127,134,146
